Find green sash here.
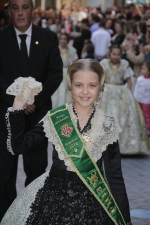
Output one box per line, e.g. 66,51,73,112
48,104,126,225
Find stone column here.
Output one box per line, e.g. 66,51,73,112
41,0,46,11
56,0,61,9
32,0,35,6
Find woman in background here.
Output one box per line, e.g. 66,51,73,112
73,18,91,58
47,17,57,33
105,18,114,36
52,33,78,108
111,21,125,45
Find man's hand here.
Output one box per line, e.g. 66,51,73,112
25,104,36,115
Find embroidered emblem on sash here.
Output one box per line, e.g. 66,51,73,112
87,172,99,187
61,124,73,138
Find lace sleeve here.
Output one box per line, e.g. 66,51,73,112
124,67,134,79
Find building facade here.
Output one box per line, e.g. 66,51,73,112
33,0,114,11
0,0,150,13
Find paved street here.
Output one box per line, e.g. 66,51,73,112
16,143,150,225
121,152,150,225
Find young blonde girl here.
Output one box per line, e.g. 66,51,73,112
1,59,132,225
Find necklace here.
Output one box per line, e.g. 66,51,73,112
72,105,100,147
72,105,95,134
109,61,120,76
76,110,92,123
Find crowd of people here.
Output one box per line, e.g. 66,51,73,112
0,1,150,224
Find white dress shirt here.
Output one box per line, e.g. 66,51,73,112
134,76,150,104
91,28,111,57
14,24,32,56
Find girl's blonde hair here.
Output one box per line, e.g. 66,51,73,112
67,59,105,92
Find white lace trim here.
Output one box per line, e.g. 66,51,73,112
42,113,73,171
1,171,49,225
5,107,26,155
42,104,121,171
85,110,122,162
6,77,42,105
5,107,15,155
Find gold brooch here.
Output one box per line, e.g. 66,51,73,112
82,134,90,142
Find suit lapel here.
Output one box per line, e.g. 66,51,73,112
6,25,27,77
28,25,43,76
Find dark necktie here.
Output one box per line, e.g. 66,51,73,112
19,34,29,75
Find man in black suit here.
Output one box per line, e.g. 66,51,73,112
0,0,63,220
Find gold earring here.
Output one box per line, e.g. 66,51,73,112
71,92,75,103
95,93,101,106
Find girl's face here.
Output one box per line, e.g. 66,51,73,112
71,70,100,108
59,35,68,47
110,49,121,64
115,23,122,33
141,65,150,76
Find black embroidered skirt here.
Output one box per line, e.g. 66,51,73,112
26,166,114,225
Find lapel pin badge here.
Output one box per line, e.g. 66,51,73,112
35,41,39,45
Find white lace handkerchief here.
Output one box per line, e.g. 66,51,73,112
6,77,42,105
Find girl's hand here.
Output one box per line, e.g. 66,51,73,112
13,97,26,111
126,77,132,90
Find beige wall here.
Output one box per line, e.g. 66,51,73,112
86,0,114,11
60,0,114,10
37,0,115,10
61,0,86,7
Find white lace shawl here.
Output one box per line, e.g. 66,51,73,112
42,104,122,171
6,104,121,168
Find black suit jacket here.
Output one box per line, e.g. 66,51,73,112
111,33,125,45
0,24,63,128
